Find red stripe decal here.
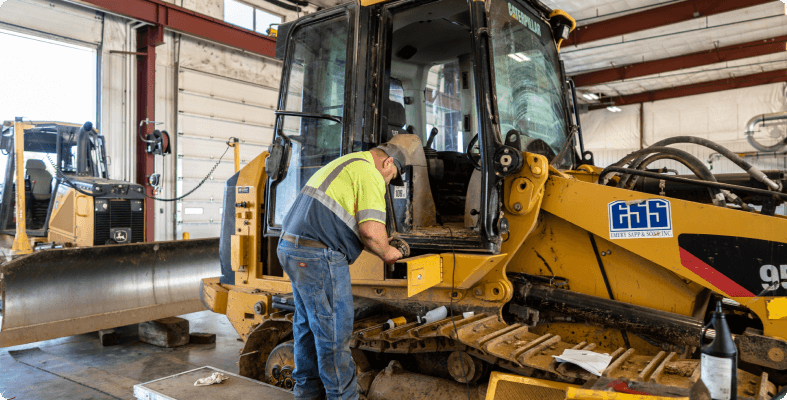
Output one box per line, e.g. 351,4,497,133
679,248,755,297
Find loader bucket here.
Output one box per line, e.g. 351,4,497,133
0,238,219,347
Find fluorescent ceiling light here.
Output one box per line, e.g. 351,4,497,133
607,106,622,112
582,93,599,101
507,52,531,62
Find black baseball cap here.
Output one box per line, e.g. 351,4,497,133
375,141,407,186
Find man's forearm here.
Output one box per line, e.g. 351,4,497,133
358,220,402,264
360,234,390,260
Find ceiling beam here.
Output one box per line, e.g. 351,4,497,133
68,0,276,57
564,0,776,48
589,69,787,110
572,36,787,87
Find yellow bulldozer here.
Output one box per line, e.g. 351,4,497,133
199,0,787,398
0,119,219,347
0,119,146,254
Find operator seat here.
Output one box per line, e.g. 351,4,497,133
385,100,407,141
26,159,53,201
385,133,438,230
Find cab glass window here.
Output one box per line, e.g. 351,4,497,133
488,0,569,163
272,14,349,226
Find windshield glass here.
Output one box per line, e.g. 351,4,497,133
488,0,569,162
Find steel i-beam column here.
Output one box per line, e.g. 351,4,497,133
136,25,164,242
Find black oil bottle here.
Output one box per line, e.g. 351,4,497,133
700,301,737,400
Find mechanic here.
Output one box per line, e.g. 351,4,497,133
277,139,408,400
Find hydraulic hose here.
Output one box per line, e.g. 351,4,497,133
641,136,780,191
621,148,717,188
629,153,749,209
622,152,718,204
744,112,787,152
629,154,702,182
600,146,726,206
600,167,787,202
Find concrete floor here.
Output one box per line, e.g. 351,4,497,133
0,311,253,400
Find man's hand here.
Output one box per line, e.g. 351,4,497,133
359,220,402,264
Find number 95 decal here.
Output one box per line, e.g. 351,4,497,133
760,264,787,290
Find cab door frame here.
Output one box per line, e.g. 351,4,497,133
366,0,503,253
263,3,362,238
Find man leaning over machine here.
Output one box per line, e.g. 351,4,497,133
277,138,408,400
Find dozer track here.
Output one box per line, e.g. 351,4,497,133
258,310,777,400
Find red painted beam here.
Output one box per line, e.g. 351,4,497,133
74,0,276,57
564,0,776,47
137,26,161,242
590,69,787,109
573,36,787,87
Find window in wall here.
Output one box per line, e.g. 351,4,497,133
0,29,96,124
225,0,283,36
255,8,283,35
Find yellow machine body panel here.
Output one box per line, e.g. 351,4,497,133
406,254,442,297
539,175,787,340
48,186,94,247
485,372,578,400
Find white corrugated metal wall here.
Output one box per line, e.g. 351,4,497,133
174,48,280,238
581,82,787,175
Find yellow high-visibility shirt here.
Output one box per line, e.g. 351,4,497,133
281,151,387,263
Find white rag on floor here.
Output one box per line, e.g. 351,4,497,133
552,349,613,376
194,372,229,387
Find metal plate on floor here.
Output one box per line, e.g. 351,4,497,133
133,366,293,400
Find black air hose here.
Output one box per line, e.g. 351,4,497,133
635,136,780,191
629,152,751,210
620,147,715,188
600,147,725,206
628,152,745,207
626,154,715,202
625,149,716,186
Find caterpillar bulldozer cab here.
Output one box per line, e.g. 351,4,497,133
263,0,574,256
199,0,787,397
0,119,145,253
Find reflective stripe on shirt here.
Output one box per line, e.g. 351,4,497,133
281,151,387,263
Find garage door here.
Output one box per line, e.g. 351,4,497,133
176,67,279,238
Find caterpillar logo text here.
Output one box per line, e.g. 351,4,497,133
608,199,673,239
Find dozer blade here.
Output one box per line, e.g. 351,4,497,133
0,238,219,347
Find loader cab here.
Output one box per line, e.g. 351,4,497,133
264,0,574,256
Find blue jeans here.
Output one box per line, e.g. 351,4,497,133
277,237,358,400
